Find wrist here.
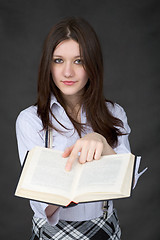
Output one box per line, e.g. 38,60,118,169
45,205,59,218
101,136,116,155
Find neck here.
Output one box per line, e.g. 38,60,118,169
67,103,81,123
62,93,82,111
59,92,83,122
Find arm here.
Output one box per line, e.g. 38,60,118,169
63,104,131,171
45,205,59,218
16,108,61,224
63,104,130,171
16,108,47,164
112,104,131,154
110,104,147,187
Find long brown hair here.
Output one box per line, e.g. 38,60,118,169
36,17,124,147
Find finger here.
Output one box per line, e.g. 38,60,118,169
65,142,82,171
86,147,96,162
78,144,89,164
85,140,97,162
94,142,103,160
65,151,79,171
62,145,74,158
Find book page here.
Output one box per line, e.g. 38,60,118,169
16,148,134,205
20,147,80,198
74,154,131,198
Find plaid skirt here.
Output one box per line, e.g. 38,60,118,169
30,209,121,240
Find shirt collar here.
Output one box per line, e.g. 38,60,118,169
50,93,87,126
50,94,61,108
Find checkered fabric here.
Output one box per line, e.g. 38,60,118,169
30,209,121,240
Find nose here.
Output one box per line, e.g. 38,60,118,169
63,62,74,78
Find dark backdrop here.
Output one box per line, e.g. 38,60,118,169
1,0,160,239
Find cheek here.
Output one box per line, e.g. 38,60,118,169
79,69,88,82
82,73,88,84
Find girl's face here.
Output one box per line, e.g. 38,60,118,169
51,39,88,103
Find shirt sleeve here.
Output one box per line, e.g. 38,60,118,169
16,110,44,165
111,103,131,154
110,103,147,188
15,108,62,225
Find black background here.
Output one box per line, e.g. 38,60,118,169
1,0,160,239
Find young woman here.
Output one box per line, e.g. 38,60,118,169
16,17,143,239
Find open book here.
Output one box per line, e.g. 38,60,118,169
15,146,135,207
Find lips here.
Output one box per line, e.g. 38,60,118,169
62,81,77,86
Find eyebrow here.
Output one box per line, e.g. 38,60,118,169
53,55,82,58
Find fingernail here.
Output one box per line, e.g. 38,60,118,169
65,165,70,172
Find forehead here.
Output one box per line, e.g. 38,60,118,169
53,39,80,56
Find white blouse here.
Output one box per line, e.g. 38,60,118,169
16,95,146,226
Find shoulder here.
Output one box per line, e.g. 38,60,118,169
106,101,127,119
106,101,131,134
16,105,38,123
16,105,43,131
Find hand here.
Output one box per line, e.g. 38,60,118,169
45,205,59,218
62,132,115,171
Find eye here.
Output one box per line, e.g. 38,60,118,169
74,59,83,65
53,58,63,64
